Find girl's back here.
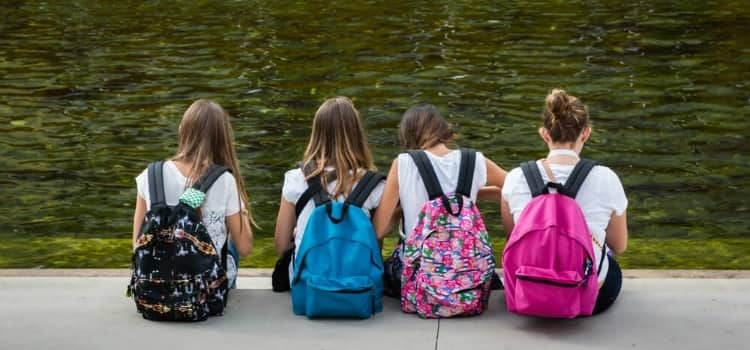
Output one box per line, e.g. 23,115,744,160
373,104,507,317
273,96,386,318
397,149,487,236
502,156,627,282
129,99,254,321
135,160,242,280
274,96,384,284
282,167,384,256
500,89,628,315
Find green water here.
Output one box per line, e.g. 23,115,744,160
1,1,749,268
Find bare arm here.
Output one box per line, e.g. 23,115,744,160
477,186,502,203
485,158,507,188
226,210,253,257
132,195,147,247
605,211,628,255
373,159,400,240
477,158,507,204
274,198,296,254
501,198,514,238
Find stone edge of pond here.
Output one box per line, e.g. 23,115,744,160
0,268,749,279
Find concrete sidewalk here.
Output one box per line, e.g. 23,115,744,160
1,273,748,350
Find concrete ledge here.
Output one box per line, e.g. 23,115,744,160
1,268,749,278
1,277,749,350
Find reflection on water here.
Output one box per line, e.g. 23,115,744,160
0,1,748,266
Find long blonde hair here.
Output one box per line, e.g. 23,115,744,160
302,96,375,197
172,99,256,226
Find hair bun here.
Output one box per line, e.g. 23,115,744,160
545,89,571,122
541,88,589,143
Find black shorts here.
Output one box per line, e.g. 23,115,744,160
593,254,623,315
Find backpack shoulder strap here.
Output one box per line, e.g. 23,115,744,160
295,175,327,217
295,183,316,218
408,151,444,200
597,243,607,275
520,160,548,197
147,161,167,206
562,159,597,198
456,148,476,197
294,161,333,217
193,165,231,193
346,171,386,208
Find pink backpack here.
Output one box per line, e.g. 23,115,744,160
503,159,606,318
401,149,495,318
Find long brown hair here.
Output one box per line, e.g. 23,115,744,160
399,104,455,150
302,96,375,197
172,99,256,226
543,89,590,143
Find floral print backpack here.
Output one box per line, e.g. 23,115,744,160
401,149,496,318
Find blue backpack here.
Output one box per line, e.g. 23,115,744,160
291,171,385,318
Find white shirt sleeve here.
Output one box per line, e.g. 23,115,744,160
501,167,522,202
282,169,306,204
135,168,149,203
474,151,488,188
600,166,628,216
362,180,386,212
223,173,241,216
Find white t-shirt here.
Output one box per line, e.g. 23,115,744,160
501,150,628,282
135,160,241,283
398,150,488,238
282,168,386,258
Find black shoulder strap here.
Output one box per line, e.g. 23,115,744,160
295,175,327,217
520,160,548,197
294,160,333,217
562,159,597,198
456,148,476,197
193,165,231,193
597,243,607,275
221,240,229,273
346,171,386,208
295,184,316,218
147,161,167,206
408,151,444,200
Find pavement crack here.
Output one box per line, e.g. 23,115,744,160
434,319,440,350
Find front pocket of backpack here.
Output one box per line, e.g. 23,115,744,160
305,275,375,319
135,297,208,321
514,266,583,318
133,278,203,302
132,278,208,321
418,270,488,318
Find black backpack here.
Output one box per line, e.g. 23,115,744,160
128,161,231,321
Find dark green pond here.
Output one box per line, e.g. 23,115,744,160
1,1,749,268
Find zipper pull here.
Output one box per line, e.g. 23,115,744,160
583,260,592,277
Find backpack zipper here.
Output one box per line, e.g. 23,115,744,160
516,275,585,288
516,261,593,288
